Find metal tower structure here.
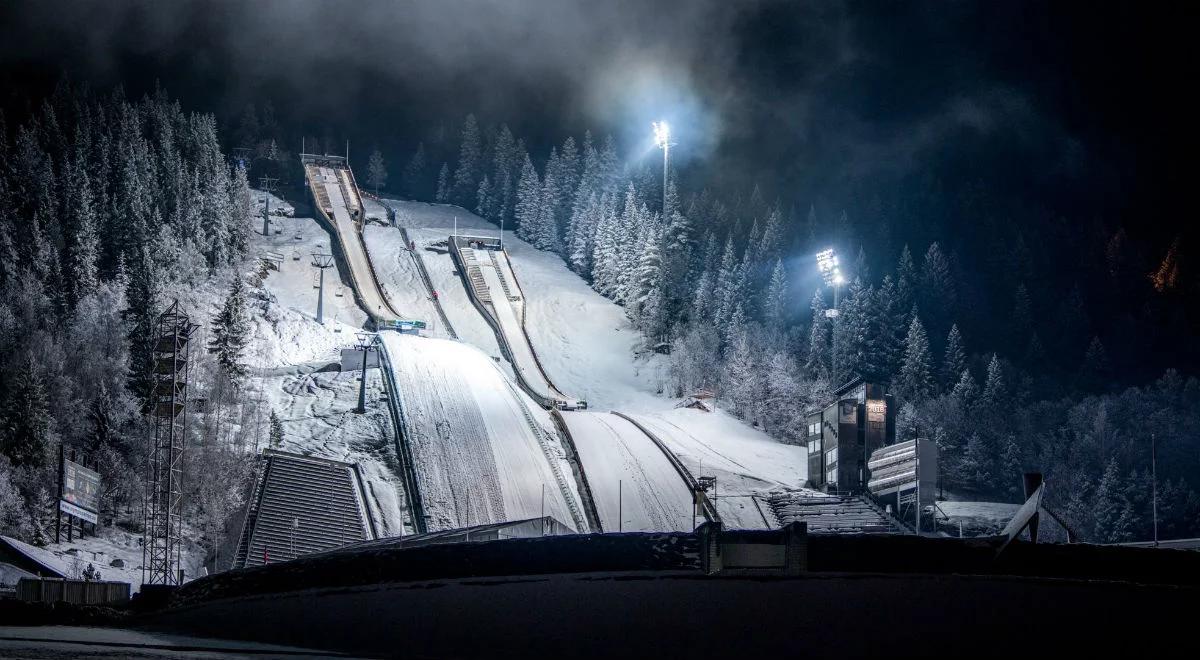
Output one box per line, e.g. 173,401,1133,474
312,253,335,324
142,300,198,586
259,176,279,237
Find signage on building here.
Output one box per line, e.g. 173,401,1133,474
59,499,98,525
866,399,887,421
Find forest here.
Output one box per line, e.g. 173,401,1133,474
1,85,1197,559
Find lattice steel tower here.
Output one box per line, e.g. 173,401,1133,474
142,300,198,586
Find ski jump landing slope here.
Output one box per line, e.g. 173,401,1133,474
379,333,587,532
560,412,694,532
303,161,401,325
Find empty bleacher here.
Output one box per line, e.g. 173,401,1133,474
766,493,910,535
233,450,376,569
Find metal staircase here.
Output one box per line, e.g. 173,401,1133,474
499,378,587,532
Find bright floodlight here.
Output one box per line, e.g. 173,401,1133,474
817,248,843,286
653,121,671,148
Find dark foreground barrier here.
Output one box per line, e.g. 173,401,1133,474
133,529,1200,658
17,578,131,606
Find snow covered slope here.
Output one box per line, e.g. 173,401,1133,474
379,333,586,532
562,412,694,532
363,224,452,338
375,201,812,527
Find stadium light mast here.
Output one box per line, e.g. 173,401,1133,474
653,121,674,215
817,248,845,386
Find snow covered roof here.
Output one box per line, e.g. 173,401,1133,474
0,535,69,579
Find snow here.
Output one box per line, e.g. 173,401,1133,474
249,188,294,218
379,333,585,532
247,198,412,537
362,224,451,338
561,412,694,532
8,527,207,591
246,212,369,367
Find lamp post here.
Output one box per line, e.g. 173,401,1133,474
354,332,379,414
817,249,845,386
653,121,674,215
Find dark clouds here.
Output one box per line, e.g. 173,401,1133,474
0,0,1189,231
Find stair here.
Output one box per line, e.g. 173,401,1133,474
234,451,373,568
459,248,491,303
766,493,908,535
488,250,521,302
499,378,587,532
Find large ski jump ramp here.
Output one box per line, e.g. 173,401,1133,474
379,333,587,532
449,236,580,409
303,159,401,325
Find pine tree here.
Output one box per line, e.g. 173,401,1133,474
491,126,519,223
896,315,935,402
514,153,541,240
999,435,1024,497
950,368,978,404
763,259,787,332
209,275,251,385
269,409,284,448
366,148,387,196
452,114,482,205
1093,457,1133,542
435,163,450,203
980,354,1006,411
921,242,955,330
403,143,427,199
942,324,967,389
724,326,761,423
0,357,55,469
64,153,99,308
632,227,666,337
896,245,917,316
475,175,494,221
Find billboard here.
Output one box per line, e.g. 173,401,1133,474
61,458,100,523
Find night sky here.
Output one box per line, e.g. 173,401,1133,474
0,0,1191,250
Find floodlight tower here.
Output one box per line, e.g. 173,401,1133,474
653,121,674,215
817,249,845,385
311,253,335,324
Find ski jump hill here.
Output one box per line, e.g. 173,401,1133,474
293,161,806,542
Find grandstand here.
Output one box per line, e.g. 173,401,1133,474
232,450,376,569
767,493,911,535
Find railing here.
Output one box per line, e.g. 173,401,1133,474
610,411,721,525
377,340,428,535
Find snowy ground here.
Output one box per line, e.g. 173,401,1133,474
7,527,207,590
562,412,693,532
362,224,451,338
380,333,585,532
245,202,413,537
